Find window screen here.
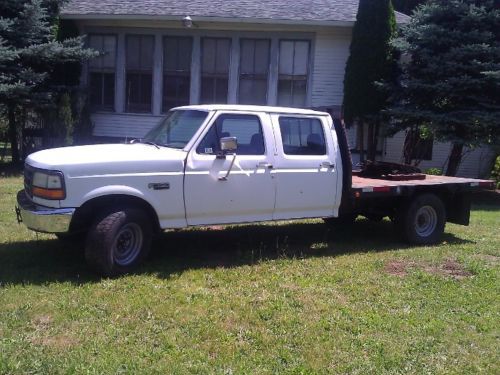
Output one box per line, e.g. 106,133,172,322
279,117,326,155
200,38,231,104
277,41,310,108
163,36,192,111
239,39,270,105
126,35,154,113
88,34,116,111
197,114,265,155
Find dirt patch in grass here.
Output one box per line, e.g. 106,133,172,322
384,260,414,277
473,254,500,265
385,259,472,279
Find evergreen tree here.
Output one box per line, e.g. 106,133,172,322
343,0,397,162
0,0,96,163
392,0,427,15
388,0,500,176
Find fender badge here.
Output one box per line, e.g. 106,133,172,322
148,183,170,190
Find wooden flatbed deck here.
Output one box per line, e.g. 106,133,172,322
352,175,494,189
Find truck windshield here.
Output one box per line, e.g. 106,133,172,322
143,110,208,149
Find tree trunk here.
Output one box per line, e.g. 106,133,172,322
367,122,374,161
357,121,365,163
7,105,20,164
445,142,464,176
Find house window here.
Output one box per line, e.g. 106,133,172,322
88,34,116,111
279,117,326,155
125,35,154,113
404,129,434,161
239,39,270,105
200,38,231,104
277,40,310,107
197,114,265,155
163,36,192,112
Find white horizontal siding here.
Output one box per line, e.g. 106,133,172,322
91,113,162,139
382,130,495,178
311,28,351,108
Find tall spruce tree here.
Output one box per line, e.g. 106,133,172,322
0,0,96,163
388,0,500,176
392,0,426,15
343,0,397,162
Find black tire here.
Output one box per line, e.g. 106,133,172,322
394,193,446,245
85,208,152,276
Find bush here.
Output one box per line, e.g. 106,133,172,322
490,156,500,189
425,167,442,176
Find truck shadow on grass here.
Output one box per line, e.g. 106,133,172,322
0,219,473,286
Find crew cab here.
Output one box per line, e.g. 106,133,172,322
16,105,495,276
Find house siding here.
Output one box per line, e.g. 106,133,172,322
381,130,495,178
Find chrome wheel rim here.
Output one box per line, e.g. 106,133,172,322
415,205,437,237
112,223,143,266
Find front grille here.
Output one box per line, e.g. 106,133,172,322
24,164,34,198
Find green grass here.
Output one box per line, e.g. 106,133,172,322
1,176,499,374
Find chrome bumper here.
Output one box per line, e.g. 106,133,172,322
16,190,75,233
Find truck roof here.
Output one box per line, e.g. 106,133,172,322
172,104,330,116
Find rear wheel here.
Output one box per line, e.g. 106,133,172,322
85,207,152,276
394,193,445,245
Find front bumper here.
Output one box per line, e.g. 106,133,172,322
16,190,75,233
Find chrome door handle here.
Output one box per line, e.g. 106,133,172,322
321,162,335,168
257,162,273,169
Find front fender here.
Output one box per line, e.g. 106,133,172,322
82,185,149,203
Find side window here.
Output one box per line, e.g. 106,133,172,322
279,117,326,155
197,114,265,155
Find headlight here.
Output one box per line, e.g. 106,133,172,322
32,170,66,200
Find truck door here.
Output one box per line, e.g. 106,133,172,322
184,112,276,225
270,114,341,220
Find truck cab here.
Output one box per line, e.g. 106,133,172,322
17,105,343,275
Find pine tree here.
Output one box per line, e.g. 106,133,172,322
392,0,427,15
0,0,96,163
343,0,397,162
388,0,500,176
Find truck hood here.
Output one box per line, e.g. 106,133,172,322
26,143,187,176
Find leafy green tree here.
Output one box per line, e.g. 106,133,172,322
343,0,397,162
0,0,96,163
388,0,500,176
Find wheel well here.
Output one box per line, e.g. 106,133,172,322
69,195,161,234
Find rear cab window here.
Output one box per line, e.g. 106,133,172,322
278,116,326,155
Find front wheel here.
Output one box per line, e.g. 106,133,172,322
85,208,152,276
394,193,446,245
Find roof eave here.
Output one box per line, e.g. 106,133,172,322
60,13,355,27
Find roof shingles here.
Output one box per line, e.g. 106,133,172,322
62,0,410,24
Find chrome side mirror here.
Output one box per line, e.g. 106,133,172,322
220,136,237,153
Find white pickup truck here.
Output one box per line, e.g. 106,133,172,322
16,105,495,276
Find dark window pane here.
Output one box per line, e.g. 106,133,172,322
163,75,190,110
215,78,228,103
239,78,267,105
102,73,115,108
277,80,293,107
202,39,216,73
126,36,141,70
254,40,270,74
89,72,103,107
240,40,255,74
126,73,152,112
215,39,230,74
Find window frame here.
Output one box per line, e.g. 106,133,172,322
125,34,155,113
200,37,232,104
88,33,117,112
238,38,271,105
162,36,193,112
277,39,311,108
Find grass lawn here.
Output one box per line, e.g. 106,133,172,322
0,175,498,374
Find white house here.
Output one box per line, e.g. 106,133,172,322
61,0,494,178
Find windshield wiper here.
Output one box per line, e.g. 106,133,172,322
129,139,160,149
